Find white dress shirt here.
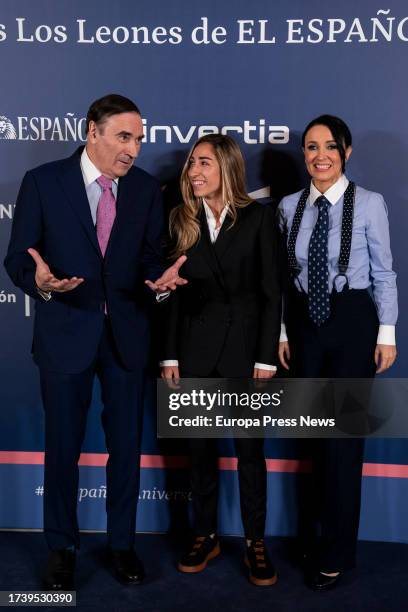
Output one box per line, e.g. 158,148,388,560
80,147,119,223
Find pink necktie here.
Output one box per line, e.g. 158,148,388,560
96,176,116,256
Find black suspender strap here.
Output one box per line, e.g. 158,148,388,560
288,181,356,289
287,186,310,280
334,181,355,286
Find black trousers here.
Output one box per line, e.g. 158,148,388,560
287,288,378,572
182,370,267,540
40,318,144,551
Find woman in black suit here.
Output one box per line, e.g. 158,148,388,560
161,134,280,586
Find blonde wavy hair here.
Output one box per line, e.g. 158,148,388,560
169,134,253,257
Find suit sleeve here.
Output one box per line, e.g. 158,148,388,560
276,198,292,335
366,192,398,326
255,204,282,365
140,184,165,283
159,288,181,362
4,171,43,300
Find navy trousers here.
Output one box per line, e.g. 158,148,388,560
40,318,144,551
287,288,378,571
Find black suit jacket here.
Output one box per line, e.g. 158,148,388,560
162,202,281,377
4,147,164,373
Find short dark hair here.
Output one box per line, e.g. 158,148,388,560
302,114,352,172
86,94,141,133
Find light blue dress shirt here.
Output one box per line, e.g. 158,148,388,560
278,175,398,345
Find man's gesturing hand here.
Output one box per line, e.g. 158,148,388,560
28,248,84,293
145,255,188,292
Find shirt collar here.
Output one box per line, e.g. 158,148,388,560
308,174,349,206
80,147,119,187
203,199,229,222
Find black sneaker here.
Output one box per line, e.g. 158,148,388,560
245,539,277,586
178,535,220,573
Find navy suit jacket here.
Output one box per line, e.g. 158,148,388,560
4,147,164,373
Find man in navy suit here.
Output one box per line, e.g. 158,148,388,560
4,94,186,590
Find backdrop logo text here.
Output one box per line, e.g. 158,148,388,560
0,114,289,144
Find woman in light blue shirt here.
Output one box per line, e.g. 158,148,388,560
278,115,397,591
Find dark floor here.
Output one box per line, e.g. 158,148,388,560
0,533,407,612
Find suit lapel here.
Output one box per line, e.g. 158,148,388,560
58,148,102,258
193,206,224,285
212,205,247,260
191,205,251,291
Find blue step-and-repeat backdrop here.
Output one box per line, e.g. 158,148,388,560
0,1,407,542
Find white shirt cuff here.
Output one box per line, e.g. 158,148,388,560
279,323,288,343
36,286,52,301
254,363,277,371
279,322,396,345
160,360,278,371
155,291,170,302
377,325,396,346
